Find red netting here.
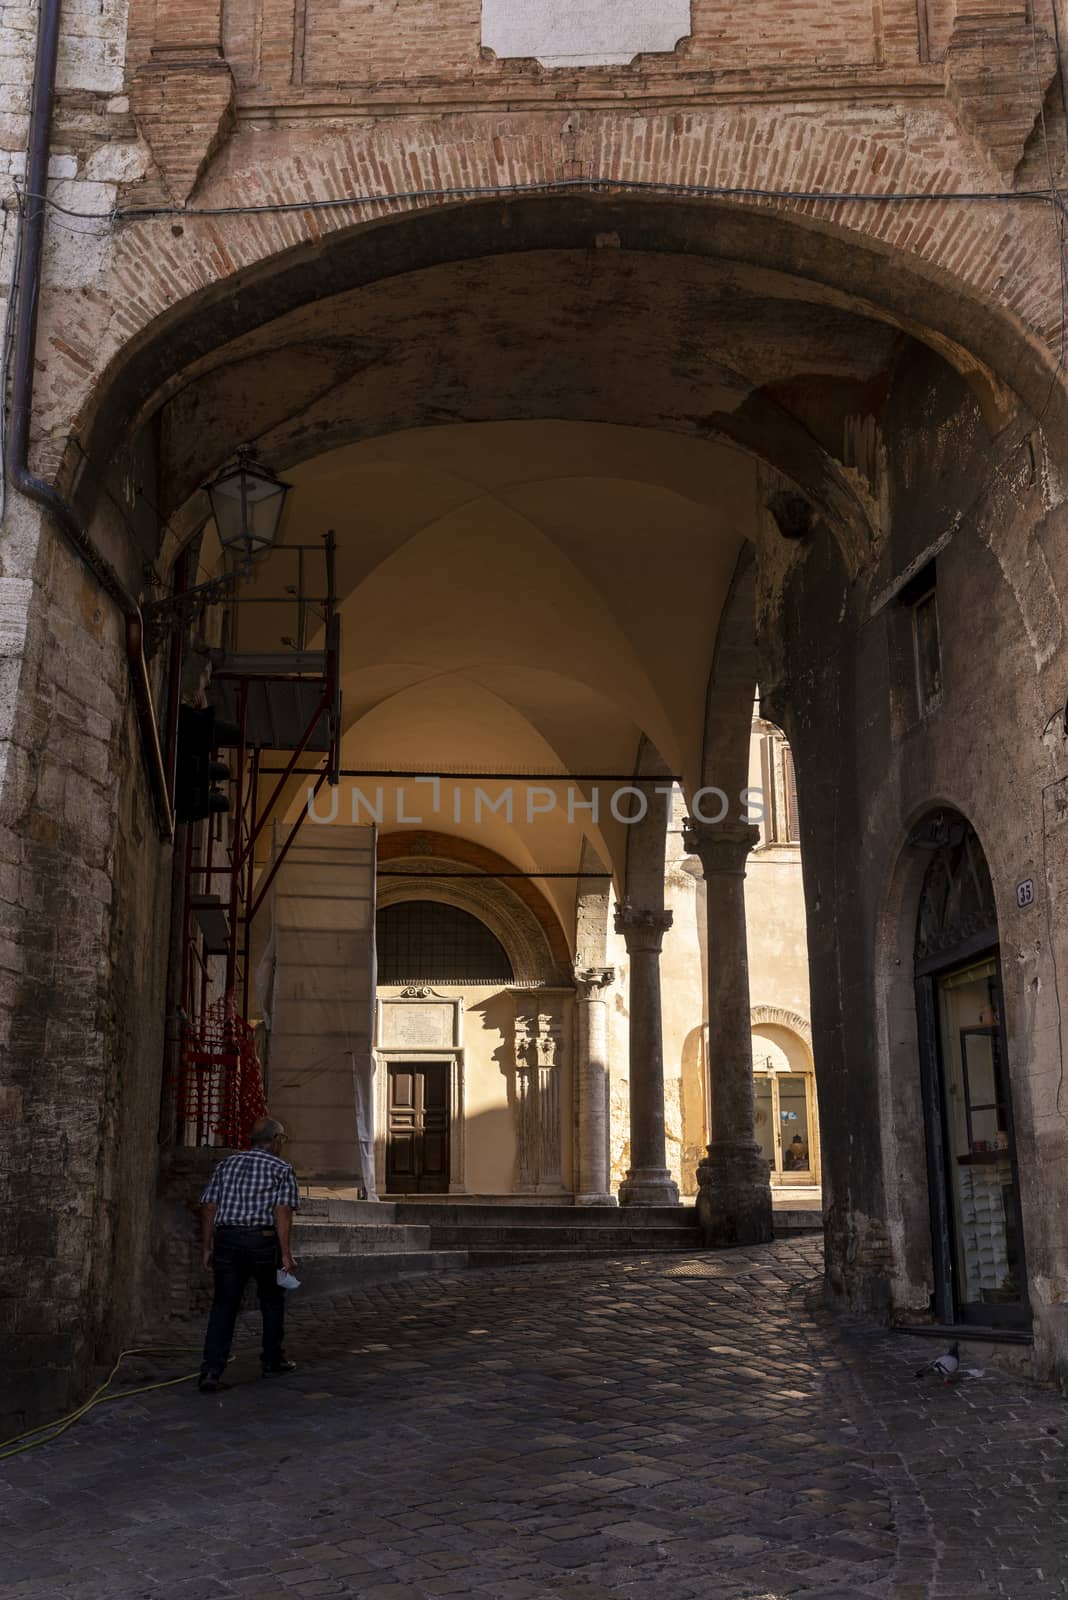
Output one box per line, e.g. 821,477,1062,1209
176,996,268,1148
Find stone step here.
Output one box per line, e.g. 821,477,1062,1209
294,1250,469,1295
294,1221,432,1254
466,1246,702,1268
424,1224,703,1250
298,1198,399,1224
391,1202,700,1228
773,1211,824,1233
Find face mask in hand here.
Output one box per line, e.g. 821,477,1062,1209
276,1269,301,1290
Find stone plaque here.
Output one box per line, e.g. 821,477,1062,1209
381,1001,455,1050
481,0,692,67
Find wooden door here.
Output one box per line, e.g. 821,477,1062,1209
386,1062,450,1193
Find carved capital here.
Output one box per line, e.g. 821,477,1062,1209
682,819,760,879
613,900,673,954
573,964,615,1000
515,1009,563,1070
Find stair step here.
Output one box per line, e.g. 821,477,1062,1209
391,1203,699,1228
773,1211,824,1233
295,1250,469,1294
298,1199,399,1224
467,1246,702,1268
426,1225,702,1249
294,1222,432,1254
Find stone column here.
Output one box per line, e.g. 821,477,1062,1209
514,1013,539,1193
574,965,615,1205
514,1005,565,1194
684,820,773,1246
615,902,680,1207
536,1015,564,1191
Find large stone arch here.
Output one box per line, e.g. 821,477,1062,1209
62,188,1068,533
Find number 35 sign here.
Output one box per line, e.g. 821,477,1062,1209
1017,878,1036,909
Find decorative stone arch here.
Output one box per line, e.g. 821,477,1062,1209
750,1005,813,1049
873,796,1020,1316
377,831,571,985
377,871,559,986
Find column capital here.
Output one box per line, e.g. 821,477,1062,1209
613,900,673,953
682,819,760,878
573,964,615,999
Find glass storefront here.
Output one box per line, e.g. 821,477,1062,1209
753,1071,816,1185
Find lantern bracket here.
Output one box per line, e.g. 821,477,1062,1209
142,570,238,658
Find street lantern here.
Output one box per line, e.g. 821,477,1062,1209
205,446,291,573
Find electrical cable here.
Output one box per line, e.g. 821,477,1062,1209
2,174,1068,227
0,1345,202,1461
1040,776,1068,1124
109,175,1068,220
1029,0,1068,415
0,186,25,525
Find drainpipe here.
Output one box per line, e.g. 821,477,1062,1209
5,0,174,840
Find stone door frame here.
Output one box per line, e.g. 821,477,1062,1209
374,988,466,1195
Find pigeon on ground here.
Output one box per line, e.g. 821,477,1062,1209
915,1342,960,1381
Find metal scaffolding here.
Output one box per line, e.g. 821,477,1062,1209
180,533,341,1033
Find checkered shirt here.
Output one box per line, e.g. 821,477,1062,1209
201,1147,300,1227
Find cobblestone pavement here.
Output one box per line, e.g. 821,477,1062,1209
1,1238,1067,1600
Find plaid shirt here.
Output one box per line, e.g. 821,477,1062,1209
201,1147,300,1227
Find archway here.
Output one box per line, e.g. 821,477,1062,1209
910,810,1029,1329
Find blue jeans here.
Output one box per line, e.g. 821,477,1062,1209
201,1226,286,1374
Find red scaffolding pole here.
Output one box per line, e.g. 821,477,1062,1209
175,535,340,1145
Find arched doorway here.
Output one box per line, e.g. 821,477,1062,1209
375,899,513,1195
912,811,1029,1329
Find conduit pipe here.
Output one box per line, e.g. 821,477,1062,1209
5,0,173,839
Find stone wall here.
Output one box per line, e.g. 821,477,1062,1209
147,1148,219,1326
760,337,1068,1359
0,0,163,1419
0,500,171,1432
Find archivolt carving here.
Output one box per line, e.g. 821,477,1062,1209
377,858,566,984
750,1005,812,1047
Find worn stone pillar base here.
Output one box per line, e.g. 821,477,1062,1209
696,1141,773,1245
575,1191,618,1207
619,1167,681,1207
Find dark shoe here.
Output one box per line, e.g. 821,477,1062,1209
197,1370,229,1393
261,1358,297,1376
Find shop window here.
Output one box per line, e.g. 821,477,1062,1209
753,1068,816,1184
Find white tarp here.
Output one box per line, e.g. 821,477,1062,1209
258,822,378,1196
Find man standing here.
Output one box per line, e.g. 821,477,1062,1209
198,1115,300,1393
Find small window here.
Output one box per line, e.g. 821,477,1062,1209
759,734,779,844
376,901,514,983
913,588,942,710
755,729,801,847
782,745,801,844
900,559,942,715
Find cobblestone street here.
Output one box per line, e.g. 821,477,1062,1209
1,1239,1066,1600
